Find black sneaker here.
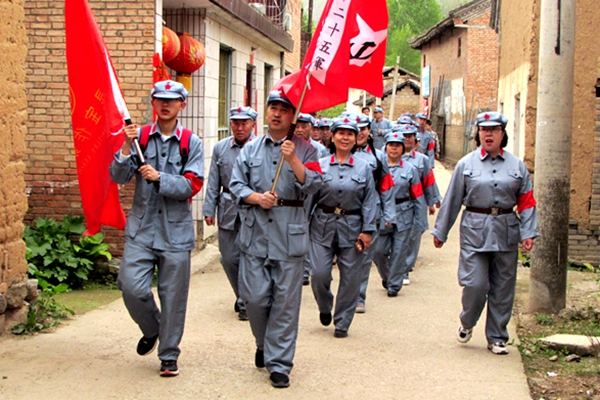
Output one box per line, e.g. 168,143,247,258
160,360,179,377
319,312,332,326
387,291,398,297
334,329,348,338
302,276,310,286
270,372,290,388
382,279,388,289
255,348,265,368
238,309,249,321
136,334,158,356
234,300,240,313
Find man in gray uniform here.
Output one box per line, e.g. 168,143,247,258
370,106,393,150
110,80,204,377
203,106,257,320
229,90,324,388
431,111,538,355
415,112,436,168
295,113,329,158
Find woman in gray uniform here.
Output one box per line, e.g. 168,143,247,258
373,126,424,297
431,111,538,355
309,116,378,338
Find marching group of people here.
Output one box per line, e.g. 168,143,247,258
110,80,539,388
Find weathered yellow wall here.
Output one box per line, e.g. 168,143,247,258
0,0,29,332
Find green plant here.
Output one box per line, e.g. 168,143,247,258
24,215,112,289
518,250,531,267
11,281,74,335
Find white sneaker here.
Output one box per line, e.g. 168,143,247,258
487,342,509,355
402,278,411,286
457,326,473,343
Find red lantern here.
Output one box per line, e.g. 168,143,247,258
162,26,180,63
165,33,206,91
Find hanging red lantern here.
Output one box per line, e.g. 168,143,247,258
162,26,180,63
165,33,206,91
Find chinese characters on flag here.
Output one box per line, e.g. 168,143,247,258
65,0,127,234
274,0,388,112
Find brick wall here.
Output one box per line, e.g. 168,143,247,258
465,14,498,112
380,84,421,121
283,0,301,71
24,0,155,256
1,0,31,333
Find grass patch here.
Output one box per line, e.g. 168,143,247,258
514,267,600,398
54,285,121,315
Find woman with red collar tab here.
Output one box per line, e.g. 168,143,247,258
431,111,539,355
372,126,424,297
309,116,378,339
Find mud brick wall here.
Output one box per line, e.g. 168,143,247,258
0,0,33,334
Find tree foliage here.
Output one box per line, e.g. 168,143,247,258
385,0,444,74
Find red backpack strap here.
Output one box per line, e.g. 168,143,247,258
179,128,193,166
139,125,152,153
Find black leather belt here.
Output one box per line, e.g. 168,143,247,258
395,197,410,204
317,204,361,215
274,198,304,207
221,187,231,194
466,206,513,216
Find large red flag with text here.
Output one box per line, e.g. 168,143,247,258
274,0,388,112
65,0,127,235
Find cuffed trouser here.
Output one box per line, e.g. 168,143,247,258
118,240,191,361
458,249,518,344
239,252,303,375
218,225,245,311
373,226,411,294
406,226,426,273
357,231,379,306
310,240,365,332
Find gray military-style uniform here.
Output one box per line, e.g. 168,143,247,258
404,150,443,275
353,146,394,307
370,118,393,150
309,154,377,332
229,133,323,376
202,134,255,312
431,147,539,344
110,121,204,362
417,129,436,169
373,157,424,294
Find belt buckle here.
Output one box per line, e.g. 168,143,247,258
334,207,343,215
274,198,283,207
491,207,500,216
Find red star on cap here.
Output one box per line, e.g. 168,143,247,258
238,107,242,112
394,134,398,138
165,83,172,90
484,114,490,120
405,126,409,130
344,118,349,123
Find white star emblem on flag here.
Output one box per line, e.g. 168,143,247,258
349,14,387,67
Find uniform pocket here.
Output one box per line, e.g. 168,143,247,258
287,223,308,257
506,215,520,247
239,211,256,248
460,214,485,248
248,158,263,186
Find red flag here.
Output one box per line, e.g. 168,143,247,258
65,0,127,235
274,0,388,113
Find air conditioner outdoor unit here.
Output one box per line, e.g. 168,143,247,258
282,13,292,31
249,2,266,15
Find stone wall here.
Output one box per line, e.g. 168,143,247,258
0,0,36,334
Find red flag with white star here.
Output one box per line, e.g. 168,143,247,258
65,0,127,234
273,0,388,113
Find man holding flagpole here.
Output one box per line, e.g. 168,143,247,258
110,80,204,377
229,91,323,388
